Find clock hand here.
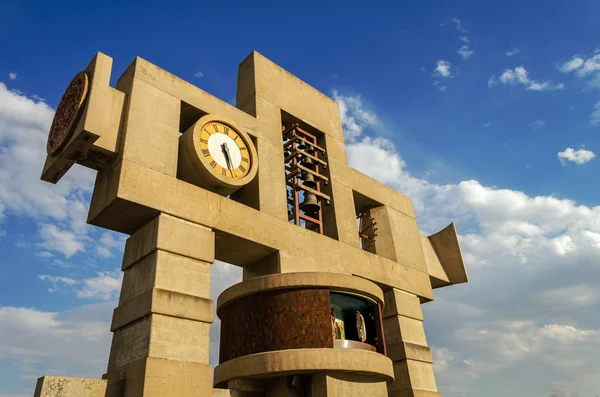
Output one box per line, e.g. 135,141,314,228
221,143,234,176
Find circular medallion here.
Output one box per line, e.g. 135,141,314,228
46,71,89,156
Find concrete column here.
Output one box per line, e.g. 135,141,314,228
383,289,440,397
104,213,215,397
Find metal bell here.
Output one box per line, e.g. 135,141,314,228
302,172,317,189
301,156,315,170
300,192,320,214
296,140,306,151
306,145,315,156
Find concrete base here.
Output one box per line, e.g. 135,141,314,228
34,377,107,397
33,376,244,397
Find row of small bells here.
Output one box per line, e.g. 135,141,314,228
286,141,322,216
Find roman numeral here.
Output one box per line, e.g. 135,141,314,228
241,157,249,163
202,149,210,157
224,126,230,135
239,165,246,173
210,160,217,168
222,168,226,176
200,138,208,144
240,146,247,151
233,135,239,141
213,124,219,133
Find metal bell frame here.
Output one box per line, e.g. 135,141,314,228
283,123,330,235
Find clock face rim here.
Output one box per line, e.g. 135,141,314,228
188,114,258,189
199,120,252,179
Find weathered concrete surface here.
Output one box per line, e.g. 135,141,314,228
33,377,107,397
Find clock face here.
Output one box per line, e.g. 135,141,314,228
198,121,251,179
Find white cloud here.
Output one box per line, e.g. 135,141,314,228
557,148,596,165
559,56,585,73
457,45,474,60
591,100,600,125
0,303,113,395
490,66,563,91
459,36,470,43
432,346,454,373
560,54,600,89
39,224,86,258
433,60,453,78
8,73,17,81
194,71,204,78
452,18,468,33
38,274,77,285
577,54,600,77
538,284,598,309
95,232,126,258
38,274,77,293
529,119,546,130
482,123,491,128
76,271,122,301
433,80,447,92
506,49,520,57
332,90,376,142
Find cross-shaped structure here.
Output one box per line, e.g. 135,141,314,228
34,51,468,397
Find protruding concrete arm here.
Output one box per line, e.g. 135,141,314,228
421,222,469,289
41,52,124,184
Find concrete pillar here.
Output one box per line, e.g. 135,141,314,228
383,289,440,397
236,54,289,222
104,213,215,397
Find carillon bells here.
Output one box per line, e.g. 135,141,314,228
301,154,315,170
306,145,315,156
296,139,306,151
301,191,320,214
302,172,317,188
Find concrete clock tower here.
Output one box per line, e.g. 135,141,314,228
33,50,469,397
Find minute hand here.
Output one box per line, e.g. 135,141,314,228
221,143,234,176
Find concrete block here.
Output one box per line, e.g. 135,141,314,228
370,206,427,273
389,360,438,393
386,342,433,363
383,289,424,320
310,373,389,397
108,316,151,370
112,288,213,331
117,75,180,177
119,250,211,303
329,181,360,247
148,313,210,363
122,213,215,268
34,377,107,397
383,315,428,346
238,52,344,141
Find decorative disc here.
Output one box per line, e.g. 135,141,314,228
46,71,89,156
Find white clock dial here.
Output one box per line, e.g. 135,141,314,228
207,133,242,170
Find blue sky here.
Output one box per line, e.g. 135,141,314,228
1,1,600,396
